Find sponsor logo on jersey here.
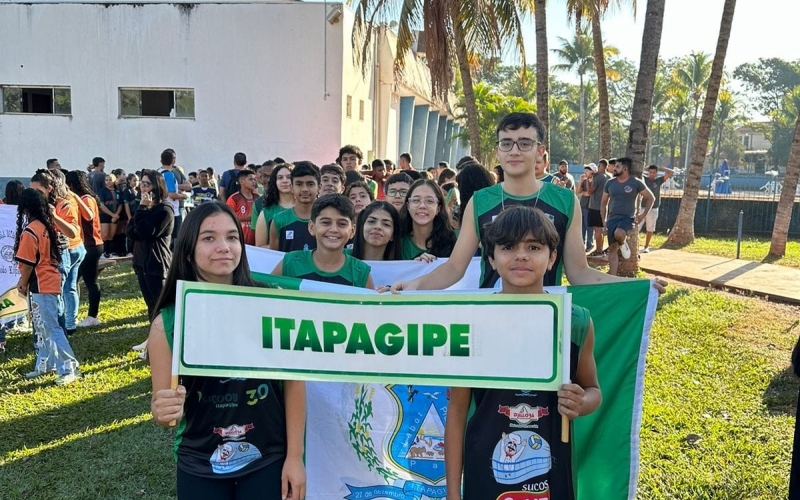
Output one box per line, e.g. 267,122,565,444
498,403,549,427
213,423,254,440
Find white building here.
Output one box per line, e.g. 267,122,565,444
0,0,467,179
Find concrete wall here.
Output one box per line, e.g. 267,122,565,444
0,2,348,174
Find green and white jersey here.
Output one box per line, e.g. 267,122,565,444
271,208,316,253
281,250,371,288
472,182,575,288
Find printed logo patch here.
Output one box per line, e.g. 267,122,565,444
498,403,550,427
286,230,295,240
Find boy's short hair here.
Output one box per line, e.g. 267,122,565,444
188,171,197,178
371,159,385,169
406,170,422,181
234,152,247,167
92,156,105,167
456,155,476,170
345,180,375,201
345,170,365,187
399,152,412,163
495,112,547,145
339,145,363,161
311,194,356,222
237,169,255,181
598,159,609,168
617,157,633,171
291,161,321,182
384,172,413,190
160,149,175,166
483,206,560,260
320,164,346,183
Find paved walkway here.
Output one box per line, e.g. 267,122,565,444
637,248,800,304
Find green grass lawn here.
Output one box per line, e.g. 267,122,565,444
0,262,797,499
646,234,800,269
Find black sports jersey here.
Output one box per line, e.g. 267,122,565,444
161,306,288,479
271,208,317,253
463,305,591,500
473,183,574,288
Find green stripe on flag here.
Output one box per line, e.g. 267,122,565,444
571,279,655,500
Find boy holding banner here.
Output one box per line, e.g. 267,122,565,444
272,194,374,289
445,206,601,499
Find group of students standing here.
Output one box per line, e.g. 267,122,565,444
145,112,667,499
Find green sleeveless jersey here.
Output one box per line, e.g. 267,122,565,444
251,201,289,231
281,250,371,288
472,182,575,288
271,208,316,253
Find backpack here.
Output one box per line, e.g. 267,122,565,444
223,169,240,202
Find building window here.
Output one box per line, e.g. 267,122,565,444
119,88,195,118
346,95,352,118
1,86,71,115
359,100,365,121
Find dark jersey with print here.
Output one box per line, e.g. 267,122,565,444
271,209,317,253
281,250,370,288
463,305,591,500
161,306,288,479
472,183,574,288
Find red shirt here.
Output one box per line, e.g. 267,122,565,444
226,192,255,246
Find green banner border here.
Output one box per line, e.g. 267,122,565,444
176,281,566,390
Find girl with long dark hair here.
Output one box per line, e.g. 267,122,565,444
126,169,174,320
399,179,457,260
254,163,294,247
14,188,80,385
4,180,24,205
149,202,306,500
455,162,496,226
66,171,105,328
350,201,402,261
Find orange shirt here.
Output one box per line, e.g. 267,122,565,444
15,219,62,294
56,195,83,249
80,194,103,246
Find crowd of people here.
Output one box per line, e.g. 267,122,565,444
4,111,673,499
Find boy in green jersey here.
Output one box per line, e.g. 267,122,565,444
272,194,374,289
269,162,320,253
390,112,667,293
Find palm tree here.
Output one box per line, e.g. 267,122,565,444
553,28,595,163
566,0,637,159
350,0,534,162
667,0,737,245
535,0,549,148
674,52,712,169
616,0,666,278
769,112,800,257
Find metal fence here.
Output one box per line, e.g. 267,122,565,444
657,173,800,236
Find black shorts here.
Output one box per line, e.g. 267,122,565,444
100,214,114,224
607,215,634,236
587,209,603,228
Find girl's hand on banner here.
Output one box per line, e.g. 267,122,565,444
151,385,186,427
557,383,585,420
415,253,437,263
281,457,306,500
390,279,418,294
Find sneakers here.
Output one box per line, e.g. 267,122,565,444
132,340,148,352
620,240,632,259
55,372,81,386
642,246,650,253
77,316,101,328
25,370,47,379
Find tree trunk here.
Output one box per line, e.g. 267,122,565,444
769,114,800,257
618,0,666,277
451,13,482,162
592,12,612,159
534,0,549,150
668,0,736,245
579,74,586,164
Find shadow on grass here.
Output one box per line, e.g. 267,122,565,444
763,366,800,416
655,287,692,310
0,416,176,500
0,378,152,457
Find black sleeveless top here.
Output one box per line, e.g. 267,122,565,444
462,305,590,500
162,305,288,478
